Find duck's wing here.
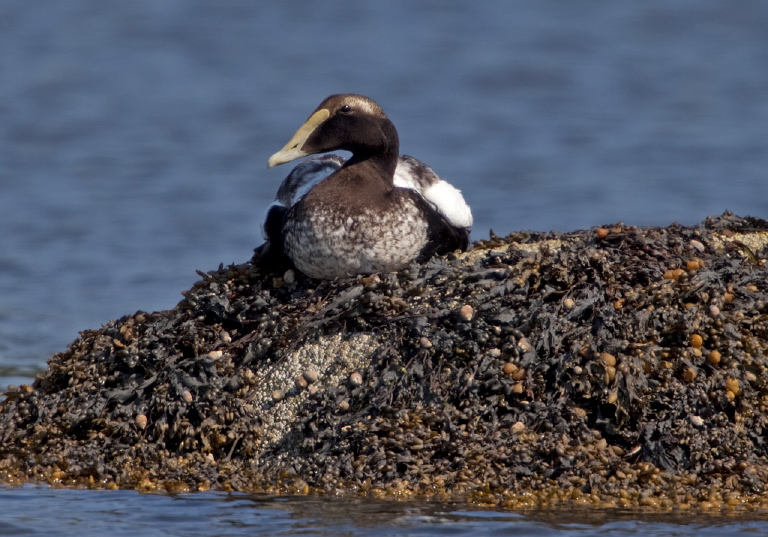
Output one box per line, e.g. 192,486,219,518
261,155,345,240
393,155,473,229
263,154,469,239
274,154,346,207
252,202,291,272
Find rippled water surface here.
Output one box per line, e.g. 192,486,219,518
2,1,768,534
1,486,767,537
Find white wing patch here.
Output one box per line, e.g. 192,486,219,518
394,156,473,229
392,158,421,190
420,180,474,228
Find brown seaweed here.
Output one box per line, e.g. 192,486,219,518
1,212,768,511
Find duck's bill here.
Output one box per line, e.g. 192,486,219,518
267,108,330,168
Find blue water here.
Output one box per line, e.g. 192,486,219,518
0,486,766,537
1,1,768,534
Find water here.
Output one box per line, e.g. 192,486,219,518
1,0,768,534
0,486,766,537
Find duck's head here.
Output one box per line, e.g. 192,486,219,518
268,94,399,168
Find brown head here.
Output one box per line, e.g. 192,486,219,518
268,94,399,171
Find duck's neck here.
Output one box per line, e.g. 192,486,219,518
344,119,399,182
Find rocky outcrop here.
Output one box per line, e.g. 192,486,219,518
2,212,768,510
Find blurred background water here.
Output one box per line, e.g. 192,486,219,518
1,1,768,534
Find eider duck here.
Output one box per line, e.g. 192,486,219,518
257,94,472,280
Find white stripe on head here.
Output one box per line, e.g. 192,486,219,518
347,95,386,117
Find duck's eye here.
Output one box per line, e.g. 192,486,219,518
340,104,352,114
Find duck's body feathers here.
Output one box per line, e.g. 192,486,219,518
261,154,472,239
257,94,472,279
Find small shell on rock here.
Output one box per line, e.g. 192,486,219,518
360,274,381,288
419,337,433,349
181,389,193,403
689,334,703,349
208,350,223,360
682,367,697,383
135,414,148,429
563,298,575,309
511,421,525,434
458,305,474,321
242,369,257,385
517,337,532,353
663,268,685,280
600,353,617,367
271,389,285,402
219,331,232,344
294,376,308,391
690,239,705,252
349,372,363,387
690,415,705,427
302,369,319,384
283,269,296,285
338,399,350,412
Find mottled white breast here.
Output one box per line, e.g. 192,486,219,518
283,195,429,280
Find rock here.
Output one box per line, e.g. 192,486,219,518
1,212,768,510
